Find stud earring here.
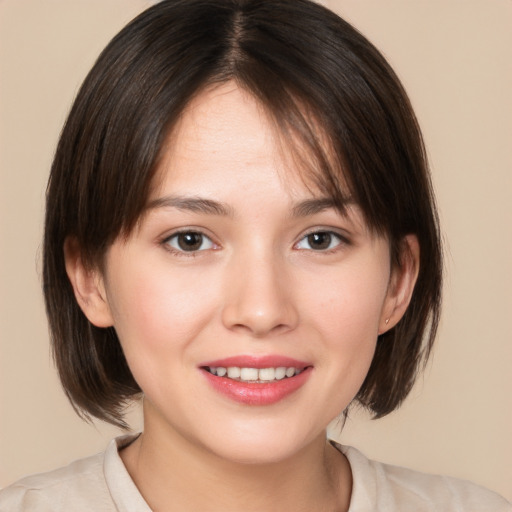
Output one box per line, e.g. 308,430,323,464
385,318,390,325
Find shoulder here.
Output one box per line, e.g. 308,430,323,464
337,443,512,512
0,448,111,512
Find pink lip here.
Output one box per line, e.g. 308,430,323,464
200,355,310,369
199,355,312,406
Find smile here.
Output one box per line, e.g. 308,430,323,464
200,357,312,405
205,366,303,382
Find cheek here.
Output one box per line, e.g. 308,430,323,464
309,261,390,339
303,258,390,391
106,265,219,356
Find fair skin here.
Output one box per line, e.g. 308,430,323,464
65,83,419,512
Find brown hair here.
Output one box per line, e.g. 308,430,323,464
43,0,442,428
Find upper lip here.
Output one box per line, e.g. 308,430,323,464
200,355,311,369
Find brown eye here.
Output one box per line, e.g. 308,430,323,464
296,231,344,251
307,232,332,250
166,231,214,252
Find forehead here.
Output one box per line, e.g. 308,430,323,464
170,83,272,154
151,82,345,203
155,83,282,193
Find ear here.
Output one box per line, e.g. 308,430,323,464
64,237,114,328
378,234,420,335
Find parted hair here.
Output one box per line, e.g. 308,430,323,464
43,0,442,428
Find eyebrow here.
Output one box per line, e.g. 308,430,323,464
145,195,234,216
145,195,352,218
291,197,353,217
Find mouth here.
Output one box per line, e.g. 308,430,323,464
203,366,304,382
199,356,312,405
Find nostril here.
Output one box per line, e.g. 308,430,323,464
228,321,292,338
220,269,299,335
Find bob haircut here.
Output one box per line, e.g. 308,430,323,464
43,0,442,428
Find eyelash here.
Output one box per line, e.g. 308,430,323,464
161,229,350,257
162,230,218,257
294,230,350,254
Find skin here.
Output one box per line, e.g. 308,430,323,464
66,82,419,511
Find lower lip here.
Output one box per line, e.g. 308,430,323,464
201,368,312,405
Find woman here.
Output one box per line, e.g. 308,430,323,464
1,1,510,510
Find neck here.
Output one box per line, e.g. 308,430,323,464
120,410,351,512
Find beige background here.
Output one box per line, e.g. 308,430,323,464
1,0,511,501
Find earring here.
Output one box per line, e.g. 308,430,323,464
385,318,390,325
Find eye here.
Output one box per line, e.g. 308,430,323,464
165,231,215,252
295,231,344,251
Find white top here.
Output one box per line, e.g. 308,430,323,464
1,435,510,511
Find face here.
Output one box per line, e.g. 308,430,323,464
80,83,413,464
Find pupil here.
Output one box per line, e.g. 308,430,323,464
178,232,202,251
308,232,331,250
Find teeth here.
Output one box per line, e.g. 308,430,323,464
207,366,303,382
227,367,241,378
240,368,259,381
285,367,296,378
275,367,286,380
258,368,275,381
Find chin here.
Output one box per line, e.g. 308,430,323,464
196,419,324,466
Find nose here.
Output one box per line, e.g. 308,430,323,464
221,250,299,337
